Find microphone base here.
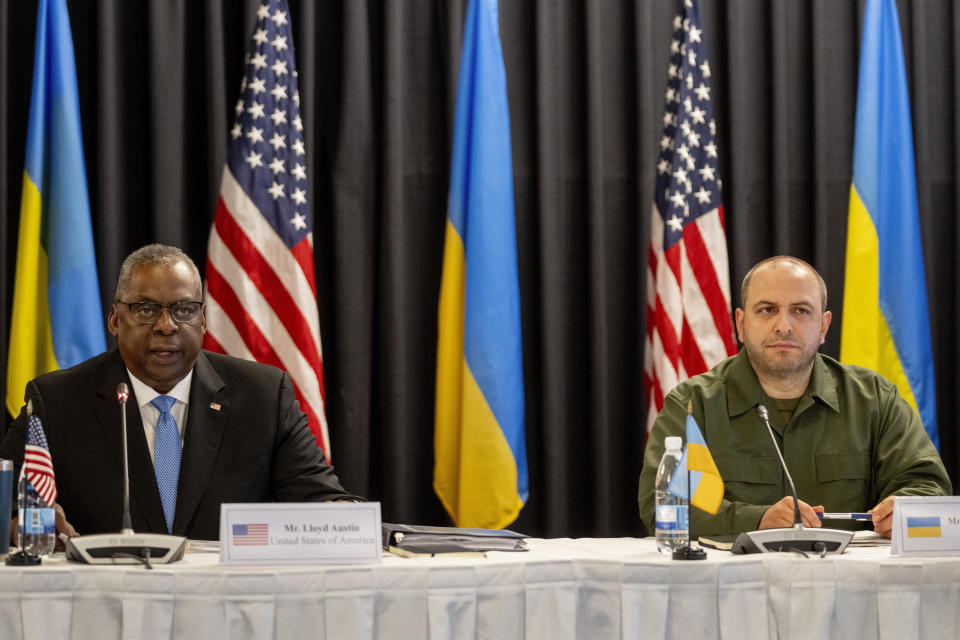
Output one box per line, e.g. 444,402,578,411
731,527,853,555
672,544,707,560
5,550,42,566
65,532,186,565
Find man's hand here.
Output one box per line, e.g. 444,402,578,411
53,503,78,551
759,496,824,529
9,504,78,551
868,496,896,538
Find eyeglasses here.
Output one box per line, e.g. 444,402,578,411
115,300,204,325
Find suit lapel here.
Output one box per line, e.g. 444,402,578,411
92,350,168,534
174,351,228,537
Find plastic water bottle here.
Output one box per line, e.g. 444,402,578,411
17,466,55,557
654,436,688,554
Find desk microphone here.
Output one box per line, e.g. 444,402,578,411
64,383,186,566
730,405,853,555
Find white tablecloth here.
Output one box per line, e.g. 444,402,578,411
1,537,958,639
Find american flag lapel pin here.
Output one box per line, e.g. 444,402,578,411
210,402,221,411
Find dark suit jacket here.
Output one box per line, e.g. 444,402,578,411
1,349,360,540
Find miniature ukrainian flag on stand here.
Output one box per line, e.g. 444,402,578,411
668,410,723,514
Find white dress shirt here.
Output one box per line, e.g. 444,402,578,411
126,369,193,464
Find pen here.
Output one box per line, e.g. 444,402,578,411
817,512,873,521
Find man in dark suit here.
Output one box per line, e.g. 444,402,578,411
3,244,359,542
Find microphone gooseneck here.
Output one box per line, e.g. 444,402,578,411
117,383,133,534
755,405,802,528
728,405,854,555
62,381,186,565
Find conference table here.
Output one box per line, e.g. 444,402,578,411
1,537,958,639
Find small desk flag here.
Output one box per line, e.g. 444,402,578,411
667,413,723,514
25,409,57,507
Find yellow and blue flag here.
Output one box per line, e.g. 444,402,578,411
906,516,941,538
5,0,104,418
668,414,724,514
841,0,937,448
434,0,526,529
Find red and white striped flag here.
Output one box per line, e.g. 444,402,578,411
25,412,57,506
204,0,330,458
644,0,737,434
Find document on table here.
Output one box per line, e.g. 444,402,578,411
849,530,889,546
187,539,221,553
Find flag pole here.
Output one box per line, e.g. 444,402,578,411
673,400,706,560
6,400,42,566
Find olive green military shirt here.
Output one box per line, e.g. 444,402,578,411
638,351,951,536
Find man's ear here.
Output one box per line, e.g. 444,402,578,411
819,310,832,345
107,306,120,336
734,308,744,343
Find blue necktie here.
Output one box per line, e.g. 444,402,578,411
151,395,181,534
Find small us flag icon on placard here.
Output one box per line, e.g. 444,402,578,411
232,523,269,545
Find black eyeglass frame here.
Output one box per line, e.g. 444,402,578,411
114,299,205,325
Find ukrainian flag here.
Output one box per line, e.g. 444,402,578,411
5,0,104,418
906,516,941,538
434,0,527,529
668,414,724,514
841,0,937,448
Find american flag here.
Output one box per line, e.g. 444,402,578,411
25,413,57,506
232,523,270,546
644,0,737,433
205,0,331,458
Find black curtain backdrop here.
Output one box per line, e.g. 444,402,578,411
1,0,957,538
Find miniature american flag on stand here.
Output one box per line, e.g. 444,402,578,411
25,409,57,506
205,0,331,458
644,0,737,433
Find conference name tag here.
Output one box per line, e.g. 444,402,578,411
891,496,960,557
220,502,382,565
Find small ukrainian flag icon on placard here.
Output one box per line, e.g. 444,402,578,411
906,516,942,538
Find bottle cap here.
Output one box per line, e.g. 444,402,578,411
664,436,682,450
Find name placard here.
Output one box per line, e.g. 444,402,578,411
219,502,382,565
891,496,960,557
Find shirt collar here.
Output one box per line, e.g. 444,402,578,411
807,353,840,413
726,350,840,417
126,369,193,408
725,351,764,417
